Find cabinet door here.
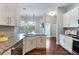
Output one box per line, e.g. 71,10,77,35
3,49,11,55
23,37,31,54
59,35,65,47
69,7,79,27
41,36,46,48
36,36,46,48
0,4,8,25
5,4,17,26
10,4,16,26
65,36,73,53
63,13,70,27
36,36,42,48
63,7,79,27
23,37,36,54
0,4,19,26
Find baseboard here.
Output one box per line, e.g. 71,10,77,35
56,42,60,45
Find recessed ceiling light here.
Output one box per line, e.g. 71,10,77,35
47,11,56,16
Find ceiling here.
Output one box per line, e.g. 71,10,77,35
19,3,74,16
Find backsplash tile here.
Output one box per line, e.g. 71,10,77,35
0,26,15,37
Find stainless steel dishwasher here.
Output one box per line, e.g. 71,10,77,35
11,40,23,55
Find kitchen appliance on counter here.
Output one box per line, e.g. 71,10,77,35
65,30,77,35
0,34,8,42
65,30,71,35
72,31,79,39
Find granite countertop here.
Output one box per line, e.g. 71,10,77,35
0,35,25,55
25,33,46,37
0,33,46,55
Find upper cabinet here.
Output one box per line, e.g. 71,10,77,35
63,7,79,27
0,4,20,26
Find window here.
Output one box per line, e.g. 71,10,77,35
27,21,36,34
19,20,26,33
18,20,36,34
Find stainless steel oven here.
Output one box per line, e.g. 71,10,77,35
11,40,23,55
73,40,79,55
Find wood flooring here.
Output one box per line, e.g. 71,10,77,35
25,38,71,55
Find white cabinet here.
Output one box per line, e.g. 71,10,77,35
23,36,46,54
36,36,46,48
69,7,79,27
0,4,20,26
63,7,79,27
5,4,18,26
59,35,65,47
2,49,11,55
59,35,73,53
63,12,70,27
65,36,73,53
23,36,36,55
0,4,8,25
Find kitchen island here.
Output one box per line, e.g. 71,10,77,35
0,33,46,55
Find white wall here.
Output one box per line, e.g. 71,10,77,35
46,15,56,24
56,7,67,44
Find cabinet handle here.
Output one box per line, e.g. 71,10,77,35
7,17,9,24
9,17,11,24
7,16,11,25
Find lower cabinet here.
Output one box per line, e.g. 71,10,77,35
2,36,46,55
3,49,11,55
59,35,73,53
23,36,36,55
36,36,46,48
23,36,46,55
64,36,73,53
59,35,65,48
